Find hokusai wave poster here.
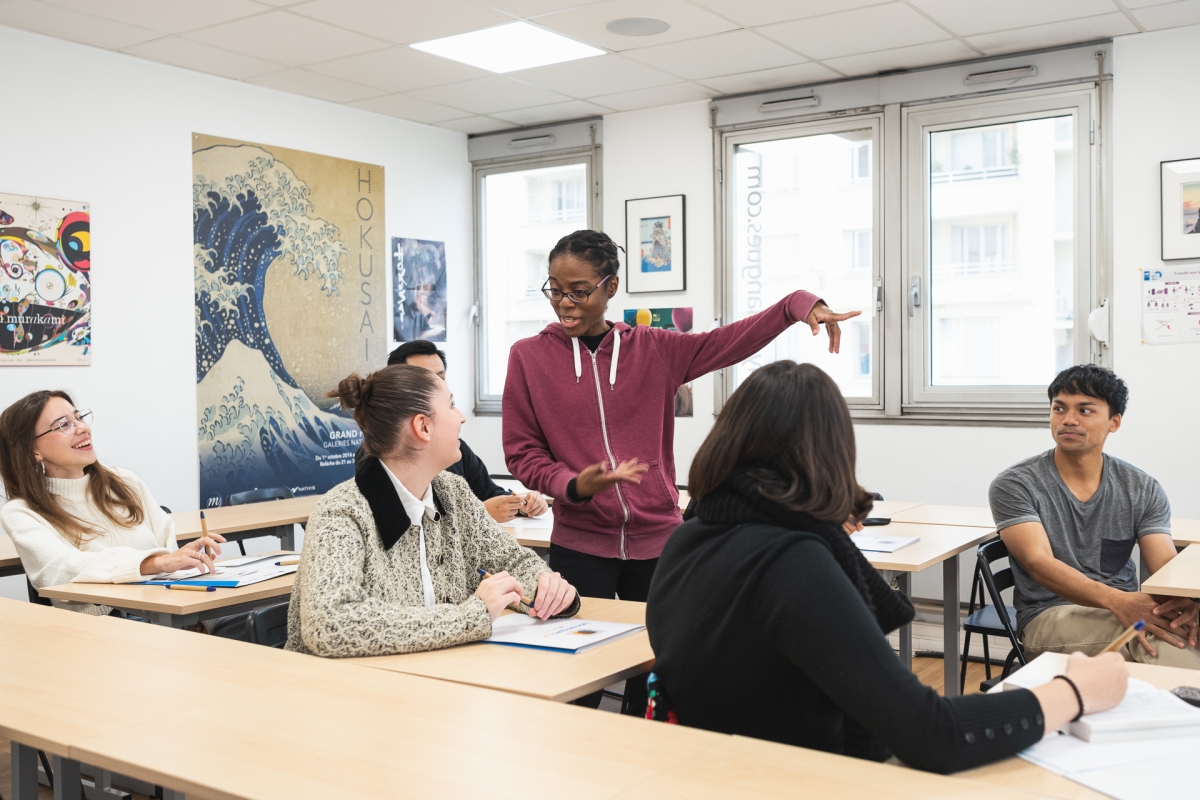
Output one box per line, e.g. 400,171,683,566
193,134,386,507
0,193,91,365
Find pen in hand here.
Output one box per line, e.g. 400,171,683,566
476,567,534,607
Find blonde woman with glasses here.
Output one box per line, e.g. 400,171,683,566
0,390,225,616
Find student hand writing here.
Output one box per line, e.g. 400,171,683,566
843,518,865,535
1152,597,1200,647
140,534,227,576
530,571,576,620
475,570,526,621
1108,590,1188,655
574,459,649,499
806,303,863,354
484,494,525,523
521,491,549,517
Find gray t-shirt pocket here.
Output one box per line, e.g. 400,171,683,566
1099,537,1136,575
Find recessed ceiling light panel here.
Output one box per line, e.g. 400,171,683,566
410,21,604,73
605,17,671,36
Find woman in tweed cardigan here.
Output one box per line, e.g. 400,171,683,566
285,365,579,658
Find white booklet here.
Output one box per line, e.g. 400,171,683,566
138,552,299,588
482,614,645,653
850,533,919,553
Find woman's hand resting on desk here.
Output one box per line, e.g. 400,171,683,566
476,570,526,621
575,459,648,499
139,534,227,576
1029,651,1128,733
530,571,576,620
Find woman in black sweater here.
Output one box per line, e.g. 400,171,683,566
645,361,1128,774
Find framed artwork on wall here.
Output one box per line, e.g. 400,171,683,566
1161,158,1200,260
625,194,685,293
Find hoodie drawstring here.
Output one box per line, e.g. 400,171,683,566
572,336,581,383
609,328,620,390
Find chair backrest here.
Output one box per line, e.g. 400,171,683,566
977,539,1017,628
27,578,52,607
871,492,884,501
245,600,290,648
228,486,293,506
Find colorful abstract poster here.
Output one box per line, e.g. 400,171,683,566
392,237,447,342
193,134,386,507
624,307,694,417
0,194,90,365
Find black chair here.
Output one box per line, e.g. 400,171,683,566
960,539,1026,693
27,577,51,607
872,492,884,501
245,601,290,648
226,486,295,555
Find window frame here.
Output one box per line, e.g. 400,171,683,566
718,114,885,410
472,147,602,415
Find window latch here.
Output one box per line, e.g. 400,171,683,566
469,302,480,326
908,276,922,317
875,278,882,312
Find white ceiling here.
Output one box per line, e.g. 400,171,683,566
4,0,1200,134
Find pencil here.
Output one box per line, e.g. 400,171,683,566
275,559,299,566
167,584,216,592
199,511,214,558
1101,620,1145,653
476,568,534,607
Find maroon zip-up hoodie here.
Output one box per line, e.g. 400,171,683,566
502,290,821,561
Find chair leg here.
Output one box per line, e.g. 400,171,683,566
982,635,992,681
959,630,972,694
1001,648,1020,679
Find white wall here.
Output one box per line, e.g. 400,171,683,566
0,27,472,600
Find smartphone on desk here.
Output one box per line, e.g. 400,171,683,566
862,517,891,526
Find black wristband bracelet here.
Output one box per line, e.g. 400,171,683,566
1053,675,1085,722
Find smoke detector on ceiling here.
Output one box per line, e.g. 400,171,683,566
605,17,671,36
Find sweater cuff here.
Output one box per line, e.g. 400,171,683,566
88,548,169,585
566,478,591,504
786,290,823,325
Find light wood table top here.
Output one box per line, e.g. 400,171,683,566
501,510,554,549
350,597,653,703
172,495,320,541
870,500,925,518
862,523,997,572
887,504,996,529
0,531,21,574
40,572,295,615
1170,517,1200,547
1140,543,1200,597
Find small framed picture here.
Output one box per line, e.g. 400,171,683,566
1161,158,1200,260
625,195,685,293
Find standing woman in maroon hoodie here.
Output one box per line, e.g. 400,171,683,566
502,229,858,714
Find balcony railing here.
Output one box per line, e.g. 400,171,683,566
930,165,1019,184
932,259,1020,277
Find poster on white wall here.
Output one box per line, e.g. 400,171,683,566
1142,265,1200,344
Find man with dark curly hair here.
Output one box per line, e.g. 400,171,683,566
991,364,1200,669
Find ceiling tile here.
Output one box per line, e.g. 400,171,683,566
0,0,160,49
348,93,472,123
757,3,950,60
435,115,516,133
306,46,490,93
822,39,978,77
247,68,384,102
492,99,612,124
1121,0,1178,7
1131,0,1200,31
407,75,572,114
508,54,677,96
291,0,509,45
39,0,267,35
122,36,286,79
909,0,1119,37
486,0,606,14
588,81,717,112
623,30,806,80
696,62,841,94
534,0,738,51
184,10,389,67
967,13,1138,55
686,0,886,28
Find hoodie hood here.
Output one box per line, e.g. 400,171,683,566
540,320,630,388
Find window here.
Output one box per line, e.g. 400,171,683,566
718,79,1100,423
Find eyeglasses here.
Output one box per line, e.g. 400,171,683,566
34,409,92,439
541,275,611,304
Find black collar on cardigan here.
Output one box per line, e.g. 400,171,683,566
354,456,446,550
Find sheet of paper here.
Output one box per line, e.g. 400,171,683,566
850,533,919,553
1070,688,1200,740
503,513,553,530
483,614,644,653
1020,729,1200,774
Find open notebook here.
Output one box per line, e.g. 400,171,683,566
138,552,298,588
482,614,644,654
850,533,919,553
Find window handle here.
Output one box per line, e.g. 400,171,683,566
875,278,882,312
469,301,480,326
908,276,922,317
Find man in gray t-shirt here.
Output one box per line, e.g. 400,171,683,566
990,365,1200,669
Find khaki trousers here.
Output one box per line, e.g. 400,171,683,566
1022,604,1200,670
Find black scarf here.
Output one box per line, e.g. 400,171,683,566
692,468,914,635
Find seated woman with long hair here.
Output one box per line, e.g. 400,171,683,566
285,364,579,657
0,391,225,615
645,361,1128,774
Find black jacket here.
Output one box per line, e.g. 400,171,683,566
354,439,510,503
646,516,1046,775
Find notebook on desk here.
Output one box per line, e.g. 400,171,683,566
138,552,298,588
850,533,919,553
482,614,644,653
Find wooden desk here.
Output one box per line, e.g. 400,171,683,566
864,522,998,698
0,532,22,578
870,500,925,518
171,494,320,549
501,510,554,549
350,597,653,703
1170,517,1200,547
1140,543,1200,598
38,560,296,628
887,504,996,529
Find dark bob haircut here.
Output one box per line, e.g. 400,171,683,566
688,360,873,525
1047,364,1128,417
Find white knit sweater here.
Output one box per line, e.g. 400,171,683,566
0,469,176,615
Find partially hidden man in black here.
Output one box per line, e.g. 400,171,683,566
354,341,548,524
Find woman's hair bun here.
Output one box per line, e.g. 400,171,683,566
328,374,368,410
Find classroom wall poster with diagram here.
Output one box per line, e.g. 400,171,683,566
0,193,91,365
193,134,386,507
1142,265,1200,344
